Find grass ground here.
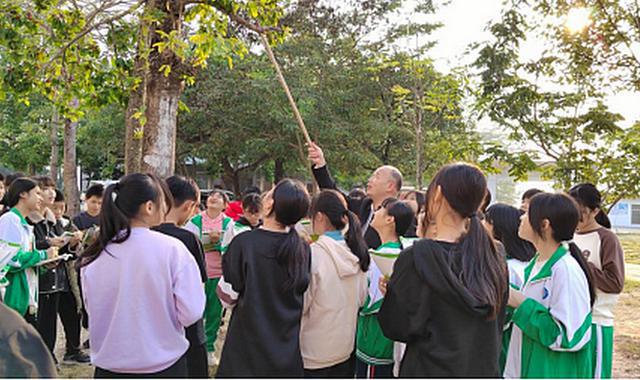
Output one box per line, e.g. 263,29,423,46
619,233,640,265
55,234,640,378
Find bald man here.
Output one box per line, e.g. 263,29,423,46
308,142,402,249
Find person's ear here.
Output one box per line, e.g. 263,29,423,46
540,219,552,238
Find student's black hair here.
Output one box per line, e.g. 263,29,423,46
481,190,492,213
5,177,38,208
79,173,172,268
0,173,4,183
208,189,230,205
241,186,261,197
54,189,65,203
522,188,543,202
569,183,611,229
528,192,596,306
34,176,55,189
267,179,311,292
347,188,366,215
405,190,426,216
165,175,199,207
242,193,262,214
380,198,414,237
485,203,535,262
5,173,25,187
85,184,105,200
426,163,507,320
311,190,370,272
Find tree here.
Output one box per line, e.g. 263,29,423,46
473,2,640,209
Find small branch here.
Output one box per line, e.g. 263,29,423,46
42,0,145,72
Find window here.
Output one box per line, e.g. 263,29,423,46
632,204,640,225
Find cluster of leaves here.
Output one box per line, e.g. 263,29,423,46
473,0,640,209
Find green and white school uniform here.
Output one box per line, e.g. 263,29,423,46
500,258,530,372
220,220,252,254
185,212,232,353
0,208,46,316
574,228,625,379
356,241,402,367
504,244,592,378
218,219,256,308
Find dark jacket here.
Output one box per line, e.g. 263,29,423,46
312,165,381,249
217,229,310,377
378,239,506,378
28,212,70,294
0,302,57,377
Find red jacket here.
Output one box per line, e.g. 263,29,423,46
225,201,243,221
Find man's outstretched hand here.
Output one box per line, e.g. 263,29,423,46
307,142,326,168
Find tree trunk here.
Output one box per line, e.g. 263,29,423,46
413,86,424,190
140,0,185,178
124,73,146,174
221,159,241,195
64,111,81,217
50,109,60,184
274,158,284,183
124,11,151,175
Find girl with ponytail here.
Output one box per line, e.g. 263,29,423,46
504,192,594,378
377,163,507,377
570,183,624,378
299,190,369,377
79,173,205,377
216,179,311,377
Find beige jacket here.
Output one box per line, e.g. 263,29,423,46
300,234,368,369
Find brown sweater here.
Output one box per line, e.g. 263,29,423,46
574,227,625,326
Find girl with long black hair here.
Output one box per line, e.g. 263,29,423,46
216,179,311,377
570,183,624,378
505,192,595,378
378,163,508,377
79,173,205,377
300,190,369,377
485,203,536,372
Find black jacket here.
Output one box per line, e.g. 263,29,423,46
312,165,381,249
378,239,506,378
28,214,70,294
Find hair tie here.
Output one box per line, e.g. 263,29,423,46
469,212,477,218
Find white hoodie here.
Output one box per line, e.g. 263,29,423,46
300,234,368,369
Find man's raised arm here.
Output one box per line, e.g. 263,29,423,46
307,142,338,191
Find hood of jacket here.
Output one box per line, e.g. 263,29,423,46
412,238,494,318
313,234,362,279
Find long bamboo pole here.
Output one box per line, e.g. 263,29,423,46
259,34,312,146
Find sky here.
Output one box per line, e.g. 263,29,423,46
396,0,640,130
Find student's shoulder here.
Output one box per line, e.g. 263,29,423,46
595,227,621,246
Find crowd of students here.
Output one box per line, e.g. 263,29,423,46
0,140,627,378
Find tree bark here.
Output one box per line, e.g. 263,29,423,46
124,72,146,174
274,158,284,183
413,85,424,190
140,0,185,178
63,106,81,217
50,109,60,184
222,158,241,195
124,11,151,175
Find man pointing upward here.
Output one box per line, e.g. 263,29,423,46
308,142,402,249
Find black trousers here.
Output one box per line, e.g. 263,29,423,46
58,290,82,354
186,342,208,378
355,357,394,379
37,293,60,354
94,353,187,378
304,355,356,378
